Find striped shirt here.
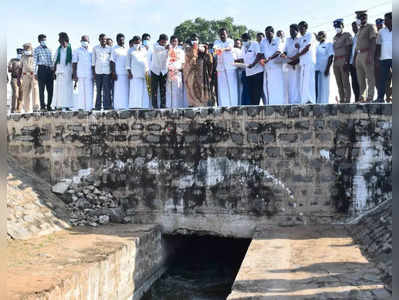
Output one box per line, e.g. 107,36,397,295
33,45,53,74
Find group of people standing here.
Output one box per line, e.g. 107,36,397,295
8,9,392,114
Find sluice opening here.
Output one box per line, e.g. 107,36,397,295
142,234,251,300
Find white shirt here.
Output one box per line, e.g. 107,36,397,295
260,37,283,69
242,41,263,76
284,37,300,59
350,34,358,65
126,46,149,78
72,46,92,78
111,45,128,75
54,47,69,74
92,45,111,75
167,47,185,71
213,38,236,71
315,42,334,72
298,32,316,65
377,27,392,60
150,43,169,76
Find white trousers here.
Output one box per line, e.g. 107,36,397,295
76,77,93,111
217,69,239,107
114,74,129,110
316,71,330,104
286,65,301,104
54,71,73,108
264,66,285,105
129,78,150,108
299,63,316,104
166,72,185,108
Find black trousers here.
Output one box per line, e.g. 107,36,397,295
247,72,263,106
349,64,360,102
37,65,54,109
377,59,392,100
95,74,112,110
151,71,167,108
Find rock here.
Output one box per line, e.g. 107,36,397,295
98,215,110,225
52,180,72,194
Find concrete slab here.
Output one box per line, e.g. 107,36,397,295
228,225,391,299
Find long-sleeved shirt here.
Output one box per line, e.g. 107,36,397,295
126,46,149,78
150,43,169,76
92,45,111,75
33,45,53,74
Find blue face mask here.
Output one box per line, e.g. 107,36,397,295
143,40,149,47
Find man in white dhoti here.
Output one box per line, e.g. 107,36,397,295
315,31,334,104
281,24,301,104
166,36,185,108
260,26,285,105
53,32,73,110
213,28,239,107
126,36,150,108
111,34,129,110
72,35,93,111
291,21,316,104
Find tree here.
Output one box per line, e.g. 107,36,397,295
173,17,257,44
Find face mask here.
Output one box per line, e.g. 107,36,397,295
40,41,47,47
24,50,32,56
143,40,149,47
192,40,198,45
335,28,342,34
81,41,89,47
356,19,361,26
243,41,250,48
133,44,139,50
17,54,22,59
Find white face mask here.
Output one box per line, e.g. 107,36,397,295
24,50,32,56
40,41,47,47
133,44,139,50
335,28,343,34
356,18,361,26
243,41,250,48
81,41,89,48
17,54,22,59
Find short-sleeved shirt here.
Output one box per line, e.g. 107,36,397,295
126,46,149,78
355,24,377,52
72,47,92,78
8,58,21,78
376,27,392,60
298,32,316,66
20,55,35,74
315,42,334,71
260,37,283,69
111,46,128,75
242,41,263,76
213,38,236,71
333,32,352,58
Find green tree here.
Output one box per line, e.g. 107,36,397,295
173,17,257,44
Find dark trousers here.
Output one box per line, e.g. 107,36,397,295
37,65,54,109
240,70,250,105
247,72,264,106
377,59,392,101
151,71,167,108
349,64,360,102
95,74,112,110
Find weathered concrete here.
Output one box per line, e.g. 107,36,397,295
228,225,391,299
7,224,167,300
7,104,392,236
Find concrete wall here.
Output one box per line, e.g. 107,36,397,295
7,104,392,236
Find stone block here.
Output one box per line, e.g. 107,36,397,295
279,133,298,143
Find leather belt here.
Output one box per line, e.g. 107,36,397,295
23,72,34,75
356,48,369,53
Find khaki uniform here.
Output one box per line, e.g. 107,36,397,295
20,55,39,112
8,58,22,112
355,23,377,101
333,32,352,103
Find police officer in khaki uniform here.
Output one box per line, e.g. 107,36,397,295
353,10,377,102
19,43,39,113
8,48,23,113
332,19,353,103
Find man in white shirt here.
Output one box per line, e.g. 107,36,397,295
281,24,301,104
242,33,263,105
315,31,334,104
111,33,129,109
375,12,392,103
166,36,185,108
291,21,316,104
277,30,289,104
213,28,239,107
127,36,150,108
72,35,93,111
260,26,285,105
150,34,169,108
92,33,112,110
233,38,245,105
53,32,73,110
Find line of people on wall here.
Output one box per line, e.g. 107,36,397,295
7,10,392,114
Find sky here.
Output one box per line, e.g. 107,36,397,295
5,0,391,59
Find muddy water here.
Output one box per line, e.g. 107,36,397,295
142,235,251,300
